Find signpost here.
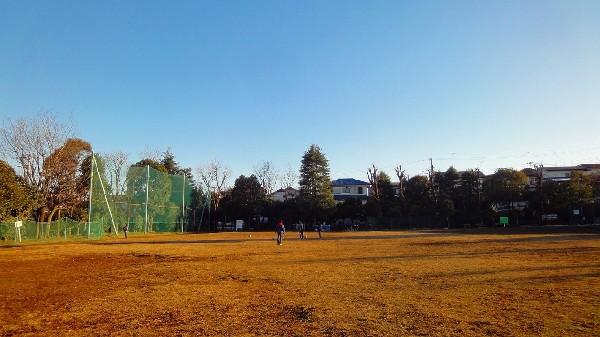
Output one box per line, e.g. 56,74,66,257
14,221,22,243
499,217,509,227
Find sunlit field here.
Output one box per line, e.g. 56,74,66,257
1,227,599,337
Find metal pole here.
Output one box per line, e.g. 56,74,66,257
182,174,185,233
145,164,149,234
94,156,118,234
88,152,94,238
207,183,211,232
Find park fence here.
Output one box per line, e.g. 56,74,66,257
0,219,102,243
89,157,194,236
0,157,196,243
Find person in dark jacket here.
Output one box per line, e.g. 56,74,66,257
299,221,305,239
318,222,323,239
276,220,285,245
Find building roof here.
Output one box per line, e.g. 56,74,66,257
272,187,299,194
331,178,370,186
521,164,600,173
544,166,580,172
521,164,600,178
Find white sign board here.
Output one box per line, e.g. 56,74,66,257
235,220,244,231
14,221,23,242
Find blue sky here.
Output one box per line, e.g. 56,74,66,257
1,0,599,185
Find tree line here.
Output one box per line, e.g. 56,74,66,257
1,112,599,233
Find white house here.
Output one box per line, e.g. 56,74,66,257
270,187,299,202
331,178,370,203
522,164,600,186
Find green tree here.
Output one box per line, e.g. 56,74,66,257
126,160,172,232
543,180,568,213
483,168,527,225
404,175,432,216
159,149,193,230
161,148,193,177
483,168,527,206
567,172,593,223
299,144,335,225
590,174,600,198
435,167,460,226
366,165,395,218
543,172,593,223
188,185,211,231
526,164,545,219
229,175,267,228
0,160,32,221
87,154,110,220
43,138,92,223
334,197,364,229
567,171,593,203
456,169,483,224
0,112,77,223
375,171,396,216
132,159,167,173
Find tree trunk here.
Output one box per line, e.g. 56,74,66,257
47,206,59,223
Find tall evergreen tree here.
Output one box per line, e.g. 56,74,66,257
299,144,335,224
160,148,192,178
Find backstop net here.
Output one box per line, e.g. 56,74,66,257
89,155,193,237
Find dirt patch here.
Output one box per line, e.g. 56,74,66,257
1,229,598,336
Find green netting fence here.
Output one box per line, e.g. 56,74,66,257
0,219,102,242
0,156,193,243
89,157,193,237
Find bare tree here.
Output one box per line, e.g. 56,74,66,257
138,146,162,163
103,151,129,195
395,165,406,201
253,160,278,196
367,164,380,201
196,160,231,209
0,112,83,226
279,163,298,200
0,111,75,191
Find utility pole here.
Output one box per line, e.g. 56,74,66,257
475,167,481,203
534,163,544,220
428,158,434,184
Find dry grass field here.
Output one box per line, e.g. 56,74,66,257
1,227,599,337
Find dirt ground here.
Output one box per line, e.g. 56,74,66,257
1,227,599,336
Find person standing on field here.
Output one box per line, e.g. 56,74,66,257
299,221,305,239
276,220,285,245
123,223,129,239
318,221,323,239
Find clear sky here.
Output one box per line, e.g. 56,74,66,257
1,0,599,185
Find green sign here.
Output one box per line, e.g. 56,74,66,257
500,217,509,225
